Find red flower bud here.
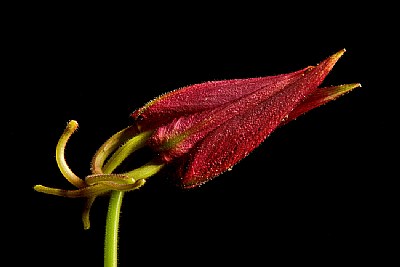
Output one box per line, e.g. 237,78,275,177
131,49,360,188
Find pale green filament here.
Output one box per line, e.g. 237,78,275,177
102,130,153,174
90,125,139,175
55,120,86,188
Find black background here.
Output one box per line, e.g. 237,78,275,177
4,2,397,266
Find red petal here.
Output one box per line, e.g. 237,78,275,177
131,68,310,131
281,83,362,124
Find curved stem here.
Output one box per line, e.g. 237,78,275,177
104,191,124,267
102,130,153,174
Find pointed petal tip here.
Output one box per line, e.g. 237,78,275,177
325,82,362,97
343,82,362,90
331,48,346,61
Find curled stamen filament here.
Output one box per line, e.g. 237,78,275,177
85,174,134,185
34,160,164,198
56,120,86,188
34,184,111,198
90,125,139,175
34,179,146,198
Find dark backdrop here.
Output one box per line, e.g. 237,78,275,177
5,3,396,266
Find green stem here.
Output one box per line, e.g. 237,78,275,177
104,191,124,267
101,129,157,267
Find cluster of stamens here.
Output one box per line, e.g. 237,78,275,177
34,120,164,229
